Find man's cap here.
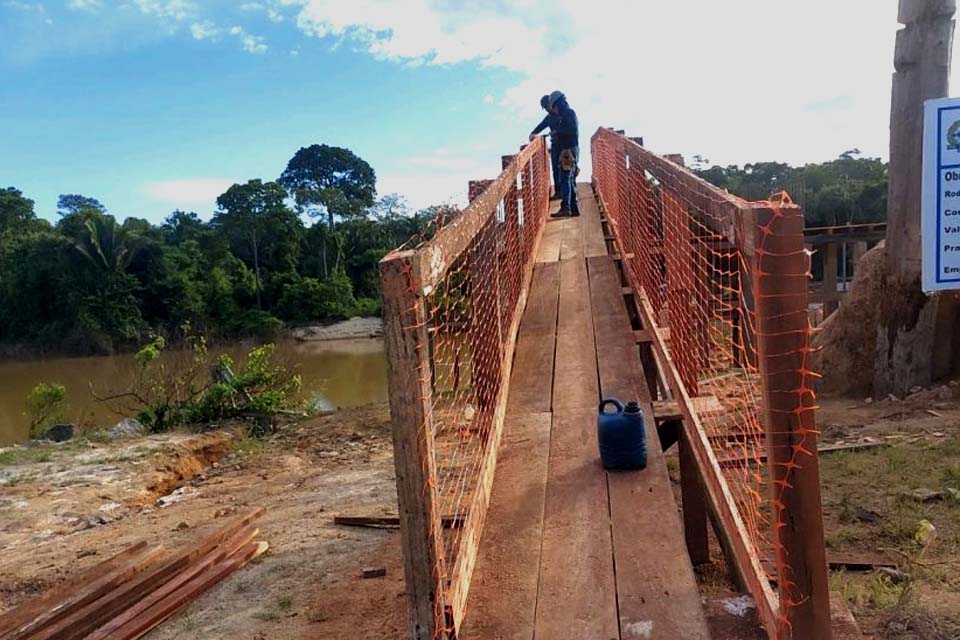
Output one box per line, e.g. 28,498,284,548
540,95,550,109
548,90,566,109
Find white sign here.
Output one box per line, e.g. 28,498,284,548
923,97,960,291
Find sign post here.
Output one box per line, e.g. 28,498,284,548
923,97,960,291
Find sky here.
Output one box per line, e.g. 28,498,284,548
0,0,948,223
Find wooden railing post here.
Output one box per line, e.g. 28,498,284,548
751,205,832,640
679,431,711,566
380,252,448,640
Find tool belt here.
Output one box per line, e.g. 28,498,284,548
559,148,577,172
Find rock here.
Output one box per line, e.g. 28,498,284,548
950,379,960,388
914,519,937,546
108,418,145,440
853,508,882,524
937,386,953,400
878,567,910,584
864,397,873,404
909,386,923,394
43,424,75,443
214,506,238,518
721,595,756,617
174,521,189,531
887,394,900,402
904,488,945,503
362,567,386,579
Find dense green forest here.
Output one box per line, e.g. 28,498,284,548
0,145,436,355
0,146,888,356
692,150,888,226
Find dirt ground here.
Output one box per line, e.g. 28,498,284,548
667,385,960,640
4,385,960,639
816,386,960,640
0,405,408,640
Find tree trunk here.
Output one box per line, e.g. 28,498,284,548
874,0,958,396
251,230,262,310
320,239,329,280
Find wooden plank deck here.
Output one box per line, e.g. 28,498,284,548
464,183,710,640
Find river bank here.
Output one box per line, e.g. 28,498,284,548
0,329,388,446
0,404,408,639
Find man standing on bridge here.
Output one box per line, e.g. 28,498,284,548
549,91,579,217
529,94,562,200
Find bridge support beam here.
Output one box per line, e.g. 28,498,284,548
751,205,833,640
380,253,449,640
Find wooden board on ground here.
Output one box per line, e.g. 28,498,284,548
536,215,564,263
579,183,609,257
535,246,617,638
587,254,711,639
533,409,619,640
559,217,583,261
0,542,150,637
460,412,552,640
507,262,561,415
552,257,599,413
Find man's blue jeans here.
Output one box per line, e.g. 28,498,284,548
557,146,579,213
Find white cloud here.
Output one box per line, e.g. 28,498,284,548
189,20,218,40
227,24,268,54
141,179,236,205
285,0,947,172
67,0,102,11
294,0,546,71
132,0,194,21
483,94,494,105
377,171,470,211
239,0,288,23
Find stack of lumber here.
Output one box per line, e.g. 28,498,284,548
0,508,267,640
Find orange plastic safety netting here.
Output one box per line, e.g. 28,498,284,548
381,138,551,638
591,128,824,639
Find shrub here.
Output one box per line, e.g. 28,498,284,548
25,382,67,438
93,332,301,435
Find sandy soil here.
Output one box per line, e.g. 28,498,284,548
5,384,960,640
288,317,384,343
0,405,407,640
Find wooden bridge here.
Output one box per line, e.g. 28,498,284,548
379,130,839,640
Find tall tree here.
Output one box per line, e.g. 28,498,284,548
0,187,38,234
57,194,106,217
279,144,376,230
212,179,301,309
162,210,206,245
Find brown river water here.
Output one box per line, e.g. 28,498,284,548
0,338,388,446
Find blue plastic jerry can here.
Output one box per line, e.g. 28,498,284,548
597,398,648,470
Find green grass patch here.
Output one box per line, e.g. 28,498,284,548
0,446,56,467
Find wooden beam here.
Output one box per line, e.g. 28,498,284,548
6,546,166,640
333,514,466,529
652,395,724,422
822,243,839,316
680,432,711,566
751,204,833,640
0,542,150,637
103,541,268,640
379,252,448,640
